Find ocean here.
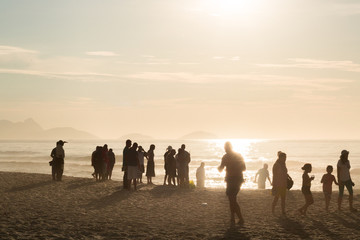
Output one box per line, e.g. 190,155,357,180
0,139,359,191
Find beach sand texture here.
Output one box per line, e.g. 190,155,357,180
1,172,360,240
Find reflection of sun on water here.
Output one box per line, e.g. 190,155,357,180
205,139,266,189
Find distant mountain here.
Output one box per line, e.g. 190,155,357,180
180,131,218,140
0,118,98,140
118,133,153,141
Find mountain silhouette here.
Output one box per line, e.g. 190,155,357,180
0,118,98,140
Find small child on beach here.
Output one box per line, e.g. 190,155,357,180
298,163,314,215
320,165,338,211
196,162,205,188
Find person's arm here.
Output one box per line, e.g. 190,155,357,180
333,175,338,185
218,157,225,172
337,164,341,185
267,176,272,185
254,172,258,182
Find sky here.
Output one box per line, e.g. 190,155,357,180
1,0,360,139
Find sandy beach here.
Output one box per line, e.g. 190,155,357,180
1,171,359,240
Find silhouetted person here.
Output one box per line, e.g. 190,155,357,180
122,139,132,189
146,144,156,184
181,144,191,186
93,146,103,181
255,163,272,189
272,151,288,216
176,148,187,186
163,146,172,185
102,144,109,180
108,148,115,180
127,142,140,190
337,150,357,212
218,142,246,225
166,149,177,186
321,165,338,211
137,146,145,183
50,140,66,181
196,162,205,188
298,163,314,216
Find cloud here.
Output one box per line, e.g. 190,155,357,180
257,58,360,72
85,51,119,56
0,45,37,55
328,2,360,16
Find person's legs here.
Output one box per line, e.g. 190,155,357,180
280,189,286,215
324,193,331,211
338,182,345,210
272,195,279,214
133,178,137,190
344,181,356,211
52,166,56,180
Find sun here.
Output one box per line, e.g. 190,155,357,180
205,0,263,16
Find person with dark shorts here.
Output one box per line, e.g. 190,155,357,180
218,141,246,225
337,150,357,212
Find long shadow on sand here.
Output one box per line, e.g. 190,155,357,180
311,219,338,240
8,180,53,192
331,213,360,232
150,185,191,198
86,189,131,210
220,227,251,240
276,216,310,239
67,179,98,190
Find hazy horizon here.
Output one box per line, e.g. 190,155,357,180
1,0,360,139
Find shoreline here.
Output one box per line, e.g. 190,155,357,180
1,171,360,239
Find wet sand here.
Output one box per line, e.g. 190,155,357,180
0,171,359,239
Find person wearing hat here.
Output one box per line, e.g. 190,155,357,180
50,140,67,181
337,150,357,212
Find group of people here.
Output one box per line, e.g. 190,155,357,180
91,144,116,181
219,143,357,226
121,140,199,190
49,139,356,226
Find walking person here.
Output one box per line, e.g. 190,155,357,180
337,150,357,212
272,151,288,216
146,144,156,184
298,163,314,216
218,142,246,225
321,165,338,211
122,140,132,189
196,162,205,188
254,163,272,189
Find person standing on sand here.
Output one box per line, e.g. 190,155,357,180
127,142,140,190
196,162,205,188
163,146,172,185
102,144,109,180
181,144,191,186
272,151,288,216
218,141,246,225
137,146,145,183
107,148,115,180
146,144,156,184
254,163,272,189
337,150,357,212
50,140,66,181
166,149,177,186
122,139,132,189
